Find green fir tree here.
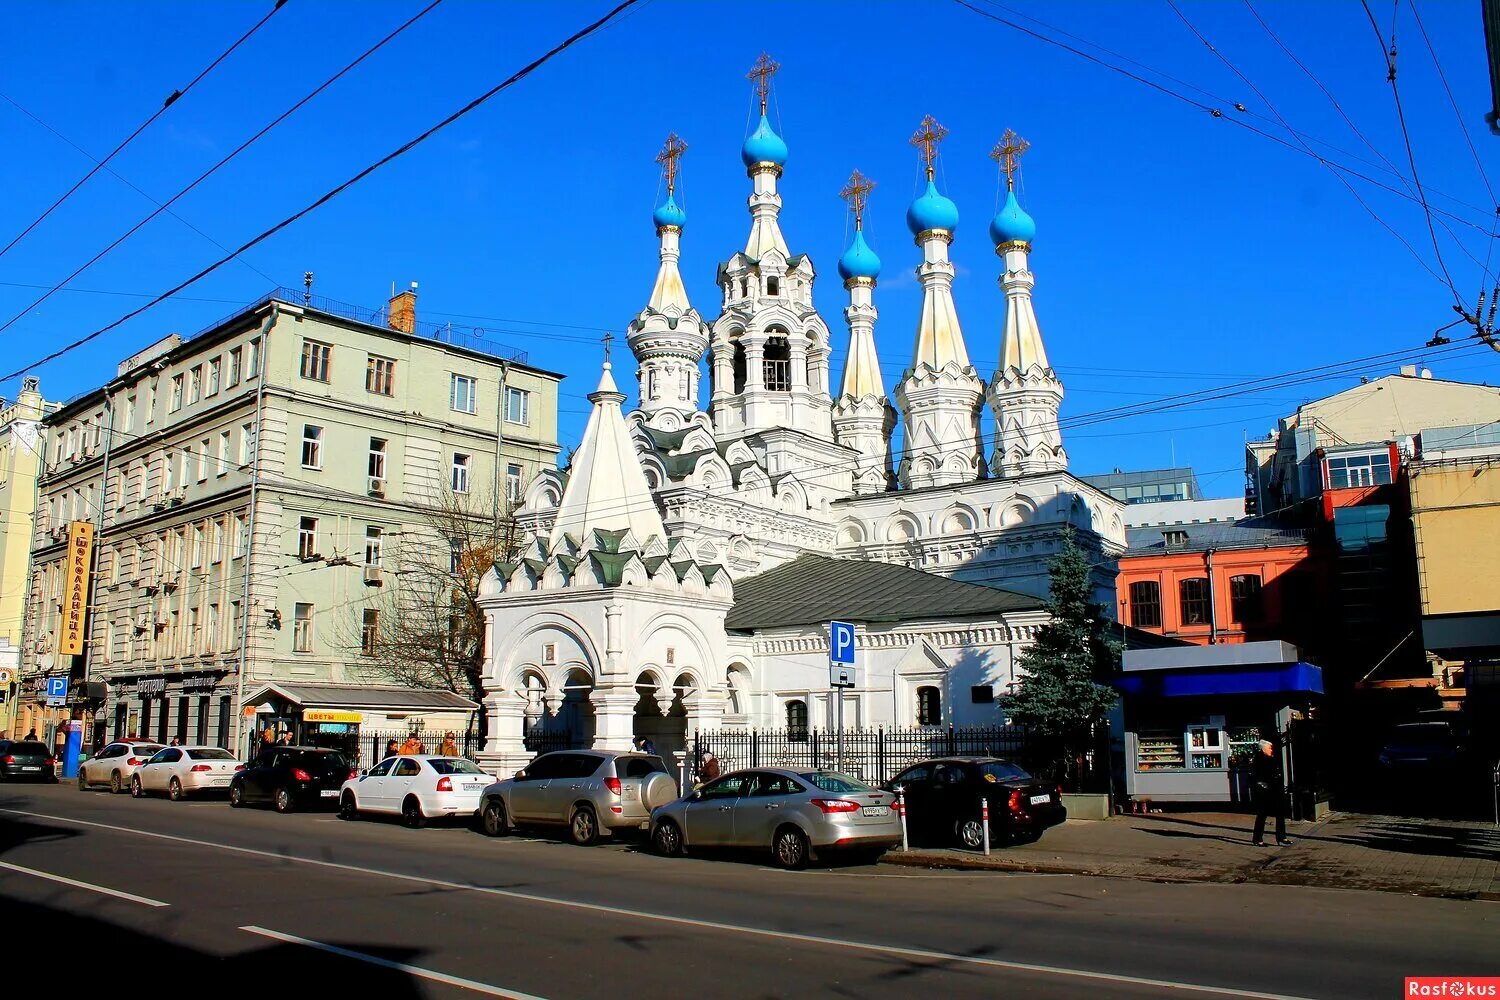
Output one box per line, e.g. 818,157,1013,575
1003,527,1120,785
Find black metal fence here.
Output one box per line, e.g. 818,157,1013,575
690,725,1033,787
523,728,578,755
359,729,478,766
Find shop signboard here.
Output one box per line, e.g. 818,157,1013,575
59,521,95,656
304,710,364,724
136,677,166,697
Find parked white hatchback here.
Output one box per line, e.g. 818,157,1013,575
338,755,493,828
131,746,242,800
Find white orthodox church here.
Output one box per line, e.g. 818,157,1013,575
476,63,1126,770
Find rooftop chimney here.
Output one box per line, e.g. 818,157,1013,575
388,281,418,334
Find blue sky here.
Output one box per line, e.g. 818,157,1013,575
2,0,1498,499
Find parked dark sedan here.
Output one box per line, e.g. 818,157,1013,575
884,757,1065,849
229,746,354,813
1377,722,1464,772
0,740,58,782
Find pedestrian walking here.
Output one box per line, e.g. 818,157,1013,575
23,729,36,741
698,751,721,784
400,734,422,755
384,739,400,759
1250,739,1293,847
439,732,459,757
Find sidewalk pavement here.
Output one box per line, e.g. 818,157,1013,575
882,811,1500,900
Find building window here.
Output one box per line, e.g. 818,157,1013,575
196,695,210,745
504,386,529,424
1230,574,1263,623
366,355,396,396
767,276,780,296
542,642,556,664
971,685,995,704
368,438,387,485
227,347,242,387
218,431,230,476
452,453,470,494
189,366,202,404
188,607,200,654
1179,577,1211,626
1326,451,1393,490
211,520,225,563
361,609,379,657
179,448,192,491
916,686,942,726
786,700,809,741
207,358,221,396
240,422,255,466
763,335,791,392
207,602,220,652
197,438,209,482
190,525,204,568
506,463,523,503
300,339,331,382
1129,580,1163,629
297,516,318,560
233,514,247,558
246,337,261,378
301,424,323,469
450,374,477,414
145,380,157,423
229,600,242,649
169,374,184,412
123,395,136,430
293,603,314,652
364,526,383,567
646,370,658,399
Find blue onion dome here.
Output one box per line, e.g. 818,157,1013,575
989,189,1036,246
741,114,789,168
906,179,959,236
838,229,881,281
653,193,687,229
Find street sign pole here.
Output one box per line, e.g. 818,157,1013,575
828,621,856,775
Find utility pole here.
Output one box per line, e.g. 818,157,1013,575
1485,0,1500,134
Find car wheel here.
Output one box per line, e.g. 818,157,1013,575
339,792,359,821
956,818,985,850
229,782,244,808
401,796,426,829
480,799,509,837
77,770,88,791
773,826,810,870
569,804,599,846
651,820,684,857
130,775,144,798
168,778,184,802
109,771,123,794
272,787,293,814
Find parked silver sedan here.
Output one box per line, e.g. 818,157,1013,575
649,769,902,869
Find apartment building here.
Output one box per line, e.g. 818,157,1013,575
17,288,561,750
0,378,58,735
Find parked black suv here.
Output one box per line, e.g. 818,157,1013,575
229,746,354,813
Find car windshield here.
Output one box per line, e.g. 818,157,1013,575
799,772,874,793
9,742,50,755
186,748,235,760
1390,724,1453,743
430,758,485,775
980,761,1032,782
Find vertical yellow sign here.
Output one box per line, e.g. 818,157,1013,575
60,520,94,656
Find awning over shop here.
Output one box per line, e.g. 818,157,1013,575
241,681,477,715
1115,662,1324,699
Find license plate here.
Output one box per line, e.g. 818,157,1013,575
862,806,889,817
20,767,39,772
462,783,484,791
211,777,230,785
320,790,339,798
1030,794,1052,805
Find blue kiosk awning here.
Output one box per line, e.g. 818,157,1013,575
1115,661,1323,699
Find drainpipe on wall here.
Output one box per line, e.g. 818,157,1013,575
232,303,277,755
1205,547,1219,644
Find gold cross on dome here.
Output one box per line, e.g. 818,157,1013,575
909,115,949,181
655,132,688,194
839,170,876,230
990,128,1030,190
747,52,780,113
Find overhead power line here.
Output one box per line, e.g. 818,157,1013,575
0,0,447,349
0,0,641,389
0,0,289,262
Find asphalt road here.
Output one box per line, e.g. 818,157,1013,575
0,782,1495,999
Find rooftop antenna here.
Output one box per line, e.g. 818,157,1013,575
303,271,313,306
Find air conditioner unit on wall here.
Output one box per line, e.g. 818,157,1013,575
368,478,385,499
363,565,384,586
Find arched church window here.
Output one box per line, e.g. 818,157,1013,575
764,334,791,392
767,276,780,296
916,686,942,726
739,277,748,298
786,699,809,742
732,341,747,394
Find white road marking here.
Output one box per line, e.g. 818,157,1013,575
759,867,1073,880
0,860,169,907
240,925,546,998
1,807,1312,1000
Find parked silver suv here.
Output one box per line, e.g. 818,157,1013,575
478,750,678,845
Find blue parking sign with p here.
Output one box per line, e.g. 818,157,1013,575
829,621,856,664
46,677,67,699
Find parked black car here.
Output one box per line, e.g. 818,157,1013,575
1377,721,1465,772
229,746,354,813
0,740,59,782
883,757,1066,849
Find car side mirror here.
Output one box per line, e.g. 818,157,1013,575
515,770,526,780
689,789,702,801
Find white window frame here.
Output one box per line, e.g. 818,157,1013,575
450,374,477,414
300,339,331,382
293,603,314,653
506,462,524,503
297,516,318,560
169,375,184,412
452,453,471,494
368,438,387,483
504,386,530,425
246,337,261,379
364,526,383,567
366,354,396,396
301,424,323,470
207,358,221,396
227,347,242,387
